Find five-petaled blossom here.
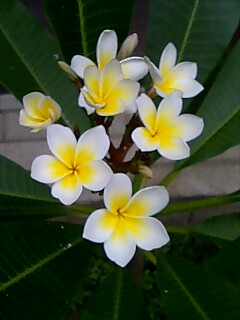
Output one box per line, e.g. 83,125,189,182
81,59,140,116
71,29,148,81
19,92,61,132
132,92,204,160
145,43,204,98
31,124,113,205
83,173,170,267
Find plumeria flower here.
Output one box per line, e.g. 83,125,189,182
131,92,204,160
83,173,170,267
81,59,140,116
31,124,112,205
19,92,61,132
145,43,204,98
71,29,148,81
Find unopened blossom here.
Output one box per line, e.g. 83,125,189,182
145,43,203,98
83,173,170,267
19,92,61,132
132,92,204,160
81,59,140,116
31,125,112,205
71,29,148,81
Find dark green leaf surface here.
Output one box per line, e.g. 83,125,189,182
0,221,93,319
176,42,240,170
0,0,90,132
191,213,240,241
147,0,239,83
0,155,94,220
42,0,136,62
205,237,240,287
0,196,70,220
0,155,52,201
82,267,150,320
157,253,240,320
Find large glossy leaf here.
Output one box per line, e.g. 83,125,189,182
0,221,93,319
0,0,90,132
191,213,240,242
82,267,150,320
175,42,240,170
0,155,52,201
157,253,240,319
205,237,240,287
147,0,239,83
0,155,93,221
42,0,136,62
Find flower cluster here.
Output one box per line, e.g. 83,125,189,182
19,29,204,267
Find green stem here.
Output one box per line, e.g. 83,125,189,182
160,170,179,186
159,191,240,217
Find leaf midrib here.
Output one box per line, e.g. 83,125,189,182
113,270,123,320
178,0,200,61
0,20,49,95
162,258,210,320
77,0,88,57
0,238,81,292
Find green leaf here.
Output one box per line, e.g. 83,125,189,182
0,196,70,220
0,0,90,132
157,253,240,320
82,267,150,320
191,213,240,242
42,0,136,62
0,155,94,220
205,237,240,286
0,155,52,201
147,0,239,83
0,221,93,319
175,42,240,170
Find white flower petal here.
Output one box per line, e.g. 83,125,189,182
100,59,123,93
144,56,162,83
47,124,77,166
83,209,117,243
131,127,159,152
171,62,197,79
70,55,95,78
117,33,138,60
78,91,95,115
136,93,157,132
157,91,183,120
104,173,132,213
126,186,169,217
124,101,138,114
51,174,83,205
76,125,110,161
178,114,204,141
97,29,118,70
159,43,177,77
84,64,100,94
79,160,112,191
158,137,190,160
123,217,170,250
104,219,136,267
19,109,50,130
172,79,204,98
22,92,45,119
39,96,61,122
31,155,69,183
120,57,149,80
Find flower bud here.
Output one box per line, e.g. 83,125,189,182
57,61,79,81
138,164,153,179
117,33,138,60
